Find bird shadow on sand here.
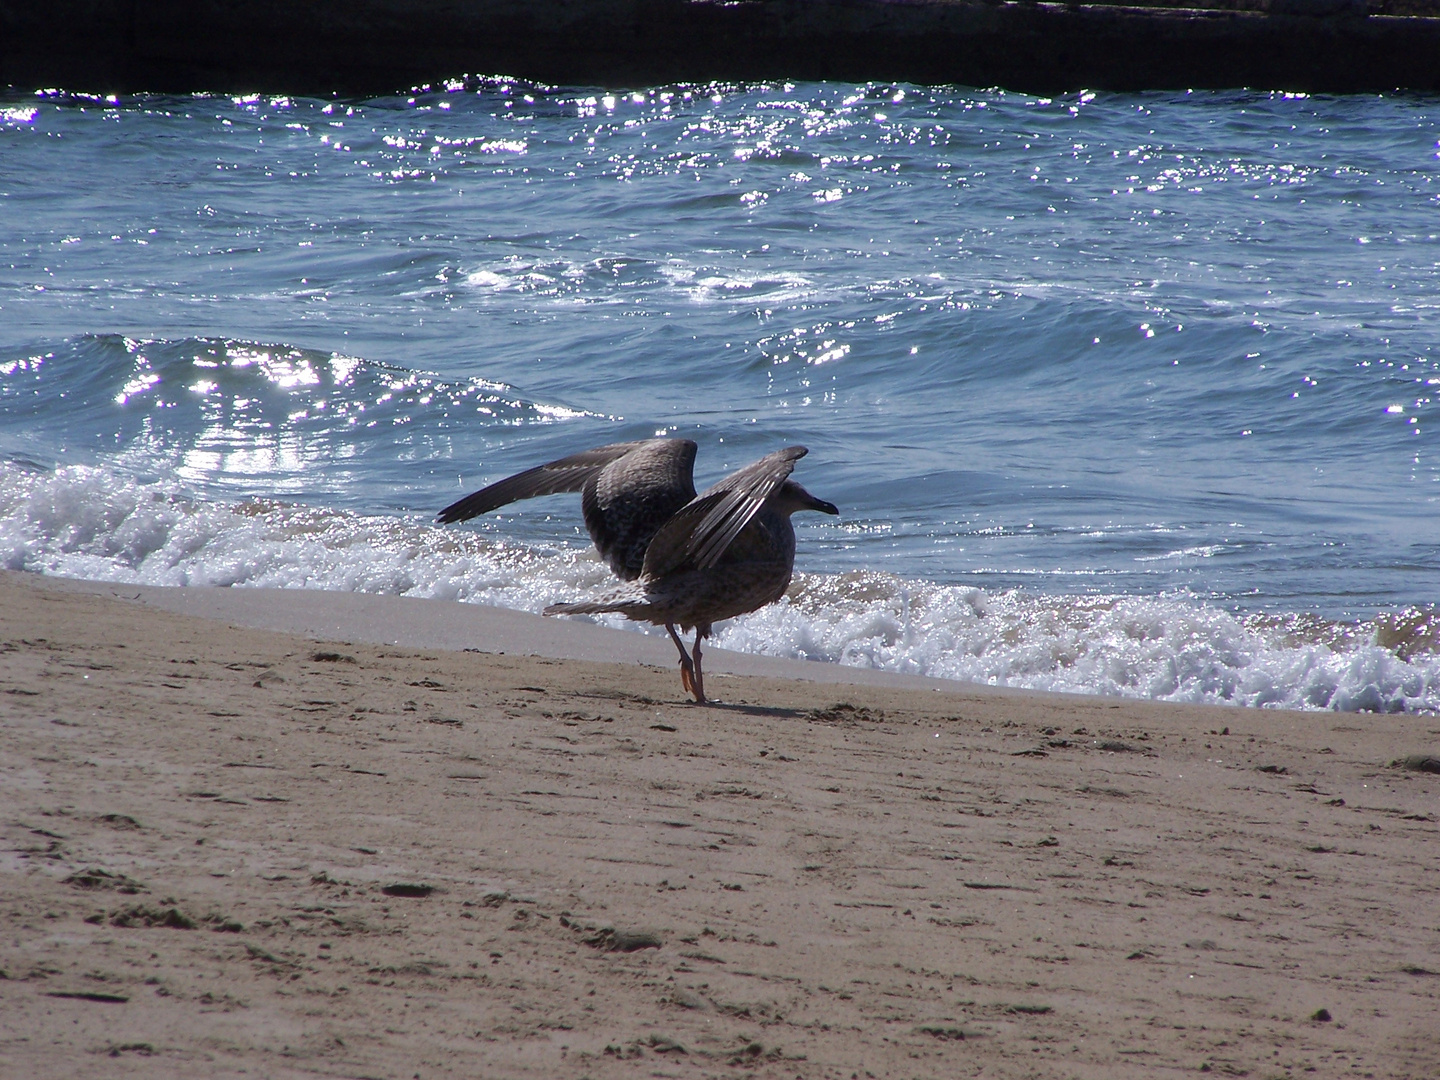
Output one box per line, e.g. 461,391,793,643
688,700,808,720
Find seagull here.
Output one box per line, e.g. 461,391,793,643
437,439,838,703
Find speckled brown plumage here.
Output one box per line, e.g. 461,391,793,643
437,440,838,702
437,438,698,580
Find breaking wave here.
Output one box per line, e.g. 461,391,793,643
3,458,1435,713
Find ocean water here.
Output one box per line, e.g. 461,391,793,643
2,80,1437,711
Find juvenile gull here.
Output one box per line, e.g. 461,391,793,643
437,439,838,702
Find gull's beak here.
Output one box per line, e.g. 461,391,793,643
808,494,840,516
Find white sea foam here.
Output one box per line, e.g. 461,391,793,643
3,460,1436,713
720,575,1438,712
0,460,611,611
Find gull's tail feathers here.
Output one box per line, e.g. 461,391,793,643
544,587,651,619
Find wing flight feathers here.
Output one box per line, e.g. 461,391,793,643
641,447,806,576
435,441,648,523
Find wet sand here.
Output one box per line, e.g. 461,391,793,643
1,569,1437,1078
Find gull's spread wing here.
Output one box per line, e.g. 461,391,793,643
436,440,653,524
640,446,806,578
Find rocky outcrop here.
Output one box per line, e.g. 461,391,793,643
1,0,1437,95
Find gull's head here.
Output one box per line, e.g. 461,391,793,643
775,479,839,518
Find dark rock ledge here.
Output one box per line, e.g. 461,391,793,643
2,0,1438,96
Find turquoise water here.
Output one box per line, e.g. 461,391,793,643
2,82,1437,708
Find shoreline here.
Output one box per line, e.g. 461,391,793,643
19,572,1439,713
2,568,1437,1077
4,0,1440,96
16,571,1041,699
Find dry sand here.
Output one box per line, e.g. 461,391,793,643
1,569,1437,1079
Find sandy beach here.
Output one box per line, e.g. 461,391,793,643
1,568,1437,1079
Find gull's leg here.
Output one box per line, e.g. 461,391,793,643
691,630,706,704
666,623,697,699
